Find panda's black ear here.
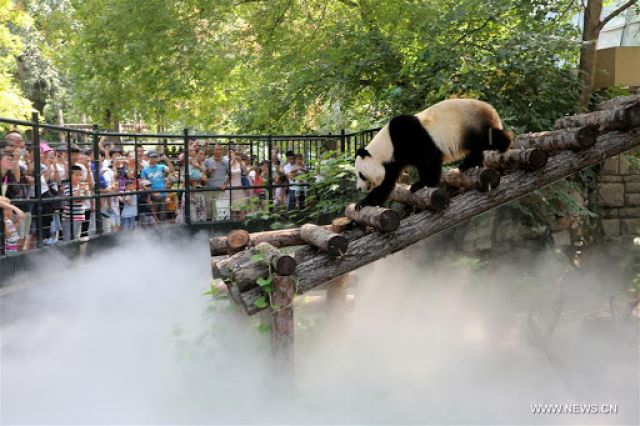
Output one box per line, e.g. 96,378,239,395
355,148,371,159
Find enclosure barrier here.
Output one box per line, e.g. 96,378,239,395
0,114,378,255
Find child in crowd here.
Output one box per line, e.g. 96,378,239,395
121,180,137,231
1,196,25,254
137,180,155,227
273,172,287,207
63,165,88,241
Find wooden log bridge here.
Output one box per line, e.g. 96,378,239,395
236,127,640,315
209,95,640,318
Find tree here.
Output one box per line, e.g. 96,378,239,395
577,0,639,110
0,0,33,121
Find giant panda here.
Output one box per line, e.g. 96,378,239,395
354,98,512,209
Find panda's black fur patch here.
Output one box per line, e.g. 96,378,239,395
355,148,371,159
356,112,512,209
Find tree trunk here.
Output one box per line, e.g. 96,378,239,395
577,0,603,110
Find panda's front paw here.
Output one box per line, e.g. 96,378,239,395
410,182,426,193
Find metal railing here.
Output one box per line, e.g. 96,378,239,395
0,113,379,255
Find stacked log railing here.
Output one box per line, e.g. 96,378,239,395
208,95,640,363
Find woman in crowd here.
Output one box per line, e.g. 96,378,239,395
228,149,248,221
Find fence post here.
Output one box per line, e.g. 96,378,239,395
0,207,5,256
340,129,346,153
183,128,191,225
267,135,273,203
32,112,43,247
92,125,103,236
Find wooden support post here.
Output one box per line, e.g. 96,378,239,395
515,126,598,151
390,184,450,210
554,103,640,131
345,204,400,232
300,224,348,256
484,149,548,172
440,167,501,192
270,274,295,381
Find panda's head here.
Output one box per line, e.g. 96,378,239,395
355,148,385,193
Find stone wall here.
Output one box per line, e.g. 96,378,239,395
598,150,640,238
446,150,640,254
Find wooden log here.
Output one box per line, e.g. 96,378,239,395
441,167,501,192
554,103,640,131
515,126,598,152
226,229,250,254
390,184,450,210
331,217,352,233
238,129,640,315
345,204,400,232
210,226,346,256
270,275,295,378
232,243,297,292
597,94,640,111
212,244,295,292
484,149,548,172
300,224,348,256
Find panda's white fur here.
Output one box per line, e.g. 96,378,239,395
355,98,508,197
416,98,503,163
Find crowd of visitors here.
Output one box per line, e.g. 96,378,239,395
1,130,316,254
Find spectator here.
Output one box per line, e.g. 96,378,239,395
294,154,307,210
134,146,149,174
62,165,88,241
137,179,155,227
204,144,230,221
283,150,304,210
140,150,174,222
1,151,30,250
273,172,287,207
1,196,25,254
121,180,137,231
229,149,248,221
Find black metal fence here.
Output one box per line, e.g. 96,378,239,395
0,113,378,256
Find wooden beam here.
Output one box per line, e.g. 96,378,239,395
555,103,640,131
390,184,450,210
345,205,400,232
484,149,548,172
213,243,296,293
597,94,640,111
239,129,640,314
210,227,310,256
515,127,598,151
440,167,500,192
300,224,348,256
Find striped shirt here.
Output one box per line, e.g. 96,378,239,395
63,183,86,221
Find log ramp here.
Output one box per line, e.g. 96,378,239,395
207,95,640,363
